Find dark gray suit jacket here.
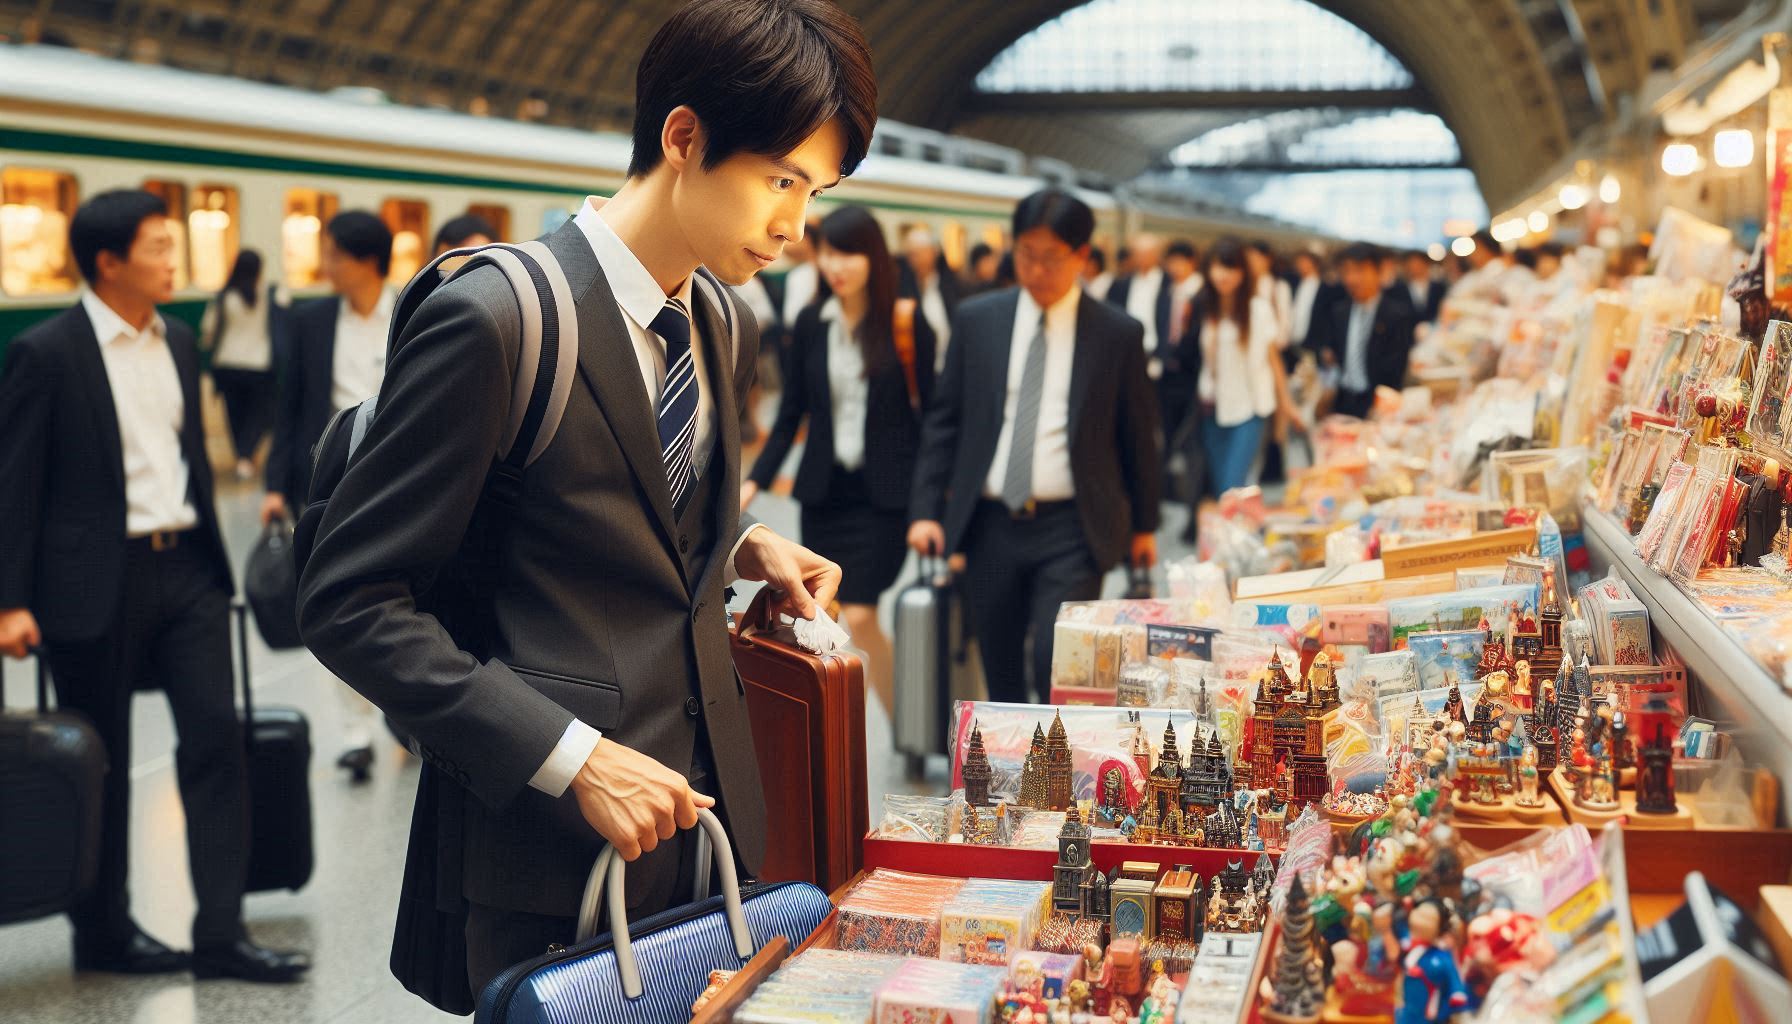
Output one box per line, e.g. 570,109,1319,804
297,220,766,920
908,287,1162,573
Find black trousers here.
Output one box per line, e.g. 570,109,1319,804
464,736,723,996
47,534,247,949
1334,387,1375,420
211,367,273,462
961,500,1104,705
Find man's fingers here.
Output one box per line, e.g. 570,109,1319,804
673,789,700,830
616,837,642,862
809,567,841,612
637,828,660,855
691,790,716,809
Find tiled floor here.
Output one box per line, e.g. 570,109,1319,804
0,443,1203,1024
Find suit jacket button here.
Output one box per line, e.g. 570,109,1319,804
684,697,701,719
679,535,691,554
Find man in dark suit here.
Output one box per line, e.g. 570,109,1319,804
261,210,394,782
296,0,871,1007
1104,232,1172,374
1399,249,1446,324
909,189,1162,705
1309,242,1416,419
898,224,962,372
0,190,307,982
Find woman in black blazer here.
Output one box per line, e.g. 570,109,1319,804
742,205,935,716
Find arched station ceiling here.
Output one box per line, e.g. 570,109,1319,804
1,0,1760,211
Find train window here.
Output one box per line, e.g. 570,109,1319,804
941,221,967,271
381,198,430,286
465,203,510,243
0,167,79,295
282,188,338,288
189,184,240,291
141,180,190,291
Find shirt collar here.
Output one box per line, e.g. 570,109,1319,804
818,295,845,324
574,196,695,332
1017,284,1081,329
341,286,396,324
81,289,165,347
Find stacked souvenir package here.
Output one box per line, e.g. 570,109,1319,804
872,958,1009,1024
836,870,967,957
1577,574,1652,664
937,879,1053,966
734,949,907,1024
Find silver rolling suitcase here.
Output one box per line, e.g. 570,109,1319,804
893,555,971,779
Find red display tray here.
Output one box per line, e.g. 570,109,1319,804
861,836,1278,882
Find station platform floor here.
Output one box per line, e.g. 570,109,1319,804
0,442,1204,1024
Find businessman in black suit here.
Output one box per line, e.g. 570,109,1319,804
0,190,307,982
296,0,872,1007
261,210,395,781
1309,242,1417,419
1399,249,1446,324
909,189,1162,705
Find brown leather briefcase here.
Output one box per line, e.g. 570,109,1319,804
731,589,867,894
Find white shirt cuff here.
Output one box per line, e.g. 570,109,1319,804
528,719,603,797
724,522,767,583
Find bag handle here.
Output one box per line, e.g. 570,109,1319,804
232,600,254,731
735,586,781,641
4,646,51,713
573,807,753,1000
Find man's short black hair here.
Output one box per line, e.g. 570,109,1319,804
1472,229,1503,256
1537,241,1565,259
629,0,877,180
70,189,167,283
327,211,394,277
1336,242,1383,267
1512,247,1539,270
1012,188,1094,251
969,242,996,265
1404,249,1431,263
1087,248,1107,273
433,213,498,251
1167,240,1197,262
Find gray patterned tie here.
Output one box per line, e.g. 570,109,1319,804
1001,314,1049,513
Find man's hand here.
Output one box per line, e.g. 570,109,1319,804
1131,532,1158,570
569,738,714,862
733,528,841,620
260,493,288,527
738,481,759,513
0,608,40,659
907,519,945,557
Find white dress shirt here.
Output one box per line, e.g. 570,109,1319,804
818,297,868,470
83,291,199,537
1198,295,1280,427
1123,267,1165,357
1168,273,1203,345
1085,272,1114,302
781,262,818,326
329,287,395,412
916,273,952,373
1343,294,1379,394
984,287,1079,502
202,290,273,371
1408,278,1430,315
1291,274,1321,346
530,196,763,797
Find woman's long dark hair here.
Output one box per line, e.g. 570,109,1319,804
222,248,262,309
811,205,896,376
1193,236,1251,343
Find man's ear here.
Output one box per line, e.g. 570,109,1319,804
661,105,702,173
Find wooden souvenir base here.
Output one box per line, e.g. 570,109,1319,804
1619,791,1696,830
1548,769,1623,827
1322,990,1395,1024
1509,796,1561,824
1449,791,1515,822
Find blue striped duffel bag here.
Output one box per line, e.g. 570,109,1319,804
476,808,833,1024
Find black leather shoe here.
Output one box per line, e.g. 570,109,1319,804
74,926,189,974
191,939,310,983
336,745,374,783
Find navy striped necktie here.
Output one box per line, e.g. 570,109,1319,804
650,298,697,516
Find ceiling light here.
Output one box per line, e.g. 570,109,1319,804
1714,129,1755,168
1662,143,1699,176
1529,210,1549,233
1559,184,1589,211
1451,236,1476,258
1427,242,1447,261
1598,174,1621,204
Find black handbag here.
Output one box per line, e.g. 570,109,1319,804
245,519,304,649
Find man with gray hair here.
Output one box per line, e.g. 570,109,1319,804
898,223,961,372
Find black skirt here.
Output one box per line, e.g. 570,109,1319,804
799,466,909,606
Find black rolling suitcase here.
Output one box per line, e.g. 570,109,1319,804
0,651,107,924
892,555,972,779
233,603,315,893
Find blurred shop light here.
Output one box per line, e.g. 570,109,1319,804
1599,174,1621,204
1427,242,1447,261
1492,218,1527,243
1528,210,1550,233
1597,226,1622,248
1559,184,1589,211
1714,129,1755,168
1451,236,1476,257
1442,219,1477,237
1662,143,1700,176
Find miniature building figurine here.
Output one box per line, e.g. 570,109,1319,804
1110,862,1162,939
1081,866,1113,924
1205,859,1265,934
1045,711,1074,812
1249,652,1329,802
1260,874,1324,1024
1019,723,1049,808
1153,866,1198,941
1146,719,1184,823
1181,731,1234,813
1206,795,1244,849
1636,722,1679,815
962,721,992,807
1054,805,1094,914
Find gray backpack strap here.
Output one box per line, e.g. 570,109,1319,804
347,397,378,459
691,265,743,371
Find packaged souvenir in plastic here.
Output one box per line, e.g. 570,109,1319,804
1406,629,1485,690
1163,557,1232,624
1387,584,1540,649
938,879,1052,966
1634,460,1694,563
873,958,1008,1024
1318,604,1391,653
736,950,907,1024
948,701,1199,807
836,870,967,957
1358,649,1419,704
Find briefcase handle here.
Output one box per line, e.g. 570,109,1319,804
574,807,754,1000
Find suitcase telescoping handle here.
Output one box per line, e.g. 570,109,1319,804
231,600,255,725
574,808,754,1000
4,645,52,712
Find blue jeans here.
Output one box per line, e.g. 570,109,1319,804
1203,414,1266,495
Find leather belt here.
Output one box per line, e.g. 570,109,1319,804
129,529,190,552
982,498,1074,522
